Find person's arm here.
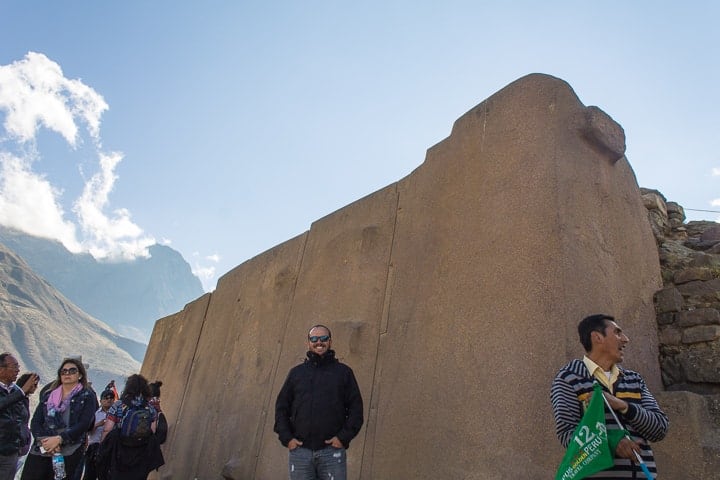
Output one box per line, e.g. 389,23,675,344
619,378,669,442
334,368,363,447
100,418,116,442
30,393,52,439
273,372,297,448
94,413,107,430
18,373,39,395
550,375,583,448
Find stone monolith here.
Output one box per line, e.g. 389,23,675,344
142,73,666,479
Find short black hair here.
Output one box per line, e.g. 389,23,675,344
307,324,332,339
578,314,615,352
149,380,163,398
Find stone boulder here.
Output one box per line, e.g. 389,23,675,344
143,74,689,478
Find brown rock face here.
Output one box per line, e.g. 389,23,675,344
142,74,665,479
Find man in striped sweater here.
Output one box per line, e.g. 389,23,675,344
551,314,669,479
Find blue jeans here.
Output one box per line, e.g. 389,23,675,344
288,446,346,480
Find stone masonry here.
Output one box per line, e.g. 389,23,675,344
643,188,720,394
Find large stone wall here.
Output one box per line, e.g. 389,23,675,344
142,74,700,478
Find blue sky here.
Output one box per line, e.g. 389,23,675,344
0,2,718,292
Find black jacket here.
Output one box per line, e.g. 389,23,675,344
30,386,97,448
274,350,363,451
0,385,30,455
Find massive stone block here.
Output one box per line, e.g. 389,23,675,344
142,74,668,479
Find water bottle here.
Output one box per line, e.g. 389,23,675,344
52,452,65,480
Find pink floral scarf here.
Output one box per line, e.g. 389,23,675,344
47,384,82,412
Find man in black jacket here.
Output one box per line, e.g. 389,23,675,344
0,353,39,480
274,325,364,480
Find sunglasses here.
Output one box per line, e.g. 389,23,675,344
60,367,79,375
308,335,330,343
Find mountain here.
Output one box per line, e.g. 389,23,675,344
0,226,204,344
0,242,141,391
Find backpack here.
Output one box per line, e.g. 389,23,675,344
119,401,154,446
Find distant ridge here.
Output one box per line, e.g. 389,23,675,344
0,242,141,390
0,226,204,343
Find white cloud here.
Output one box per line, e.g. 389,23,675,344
711,199,720,207
0,152,81,250
0,52,153,262
0,52,107,146
73,151,154,260
713,168,720,176
192,264,217,292
189,251,220,291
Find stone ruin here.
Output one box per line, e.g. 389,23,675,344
643,190,720,395
142,74,720,479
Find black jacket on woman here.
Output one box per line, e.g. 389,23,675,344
30,386,97,449
274,350,363,451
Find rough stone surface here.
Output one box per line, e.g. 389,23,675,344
141,74,702,479
680,344,720,384
578,105,627,162
701,226,720,243
654,287,684,313
682,325,720,344
642,191,667,216
674,267,715,284
675,308,720,327
658,325,682,345
654,391,720,478
644,193,720,397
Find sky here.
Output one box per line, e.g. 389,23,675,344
0,2,718,293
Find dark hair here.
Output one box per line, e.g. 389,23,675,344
121,374,151,403
578,314,615,352
148,380,163,398
0,352,12,366
54,358,88,389
16,373,37,387
307,324,332,339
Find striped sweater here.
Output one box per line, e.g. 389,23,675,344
551,359,669,479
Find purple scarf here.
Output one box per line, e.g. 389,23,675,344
47,384,83,412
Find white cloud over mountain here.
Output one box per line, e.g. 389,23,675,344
0,52,153,260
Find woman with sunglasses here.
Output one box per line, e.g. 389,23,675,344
21,358,96,480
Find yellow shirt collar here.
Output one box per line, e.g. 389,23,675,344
583,355,620,392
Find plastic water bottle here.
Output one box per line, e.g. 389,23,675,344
52,452,65,480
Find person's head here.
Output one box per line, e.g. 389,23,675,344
17,373,39,395
56,358,88,389
0,353,20,384
148,380,163,398
307,324,332,357
121,374,151,402
100,389,115,408
578,314,629,365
